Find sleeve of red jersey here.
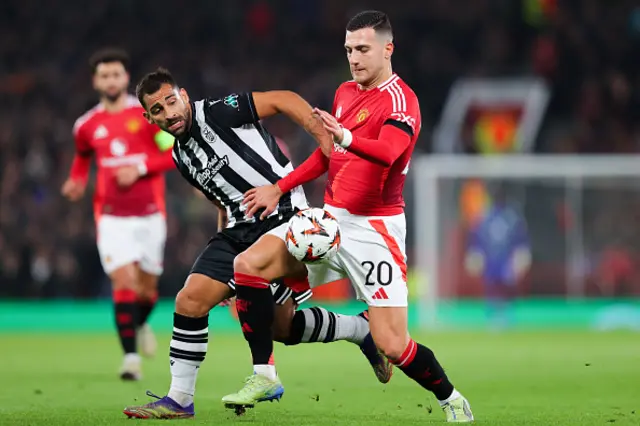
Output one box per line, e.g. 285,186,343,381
138,123,176,176
68,120,93,184
338,89,419,167
277,148,329,193
141,147,176,175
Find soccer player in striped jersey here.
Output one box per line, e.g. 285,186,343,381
122,68,391,419
223,11,474,422
61,49,176,381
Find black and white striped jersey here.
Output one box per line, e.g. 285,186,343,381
172,92,308,228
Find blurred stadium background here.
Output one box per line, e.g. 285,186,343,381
1,0,640,424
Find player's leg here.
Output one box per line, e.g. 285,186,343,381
234,222,370,352
97,215,145,380
235,220,389,383
135,213,167,357
271,283,371,349
275,299,368,346
123,273,232,419
123,235,236,419
343,215,473,422
273,292,391,383
109,263,142,380
230,234,303,376
368,307,472,422
221,232,309,409
136,270,159,358
232,230,370,377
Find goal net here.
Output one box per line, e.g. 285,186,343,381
410,155,640,330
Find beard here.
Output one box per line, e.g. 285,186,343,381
101,88,125,103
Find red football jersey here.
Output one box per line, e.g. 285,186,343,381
71,95,173,218
326,74,421,216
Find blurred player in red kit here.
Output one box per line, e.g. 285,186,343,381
224,11,474,422
61,49,176,381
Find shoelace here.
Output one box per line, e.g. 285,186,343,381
239,376,265,394
145,390,163,402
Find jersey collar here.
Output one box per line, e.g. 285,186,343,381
376,73,399,91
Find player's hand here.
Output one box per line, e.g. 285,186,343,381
61,178,85,202
115,165,141,188
313,108,344,143
243,183,283,220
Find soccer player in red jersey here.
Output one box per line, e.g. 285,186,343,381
61,49,176,381
223,11,474,422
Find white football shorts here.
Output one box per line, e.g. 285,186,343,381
267,205,408,307
96,213,166,276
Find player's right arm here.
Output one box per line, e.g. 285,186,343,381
208,91,333,157
62,120,93,201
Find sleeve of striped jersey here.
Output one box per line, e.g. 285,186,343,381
205,92,259,128
346,124,412,167
277,148,329,193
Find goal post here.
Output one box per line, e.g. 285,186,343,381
411,154,640,330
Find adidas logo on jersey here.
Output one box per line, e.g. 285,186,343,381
94,125,109,139
371,288,389,300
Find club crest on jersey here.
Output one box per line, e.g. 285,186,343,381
201,123,218,144
126,119,142,134
109,138,127,157
224,94,239,109
357,108,369,123
94,125,108,139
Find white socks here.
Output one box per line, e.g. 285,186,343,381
335,313,370,345
438,388,462,406
254,364,278,380
168,314,209,407
168,359,200,407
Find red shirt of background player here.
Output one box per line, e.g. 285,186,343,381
69,96,175,219
278,73,420,216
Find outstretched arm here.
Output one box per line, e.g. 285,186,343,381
277,148,329,193
251,91,333,157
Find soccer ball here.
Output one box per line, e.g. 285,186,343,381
285,208,341,263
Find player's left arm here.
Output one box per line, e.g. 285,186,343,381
314,109,415,167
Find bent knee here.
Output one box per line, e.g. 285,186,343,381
175,287,211,317
372,334,410,360
234,250,269,276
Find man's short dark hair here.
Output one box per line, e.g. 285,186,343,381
346,10,392,38
89,48,130,74
136,67,178,108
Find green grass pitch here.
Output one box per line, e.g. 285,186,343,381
0,331,638,425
